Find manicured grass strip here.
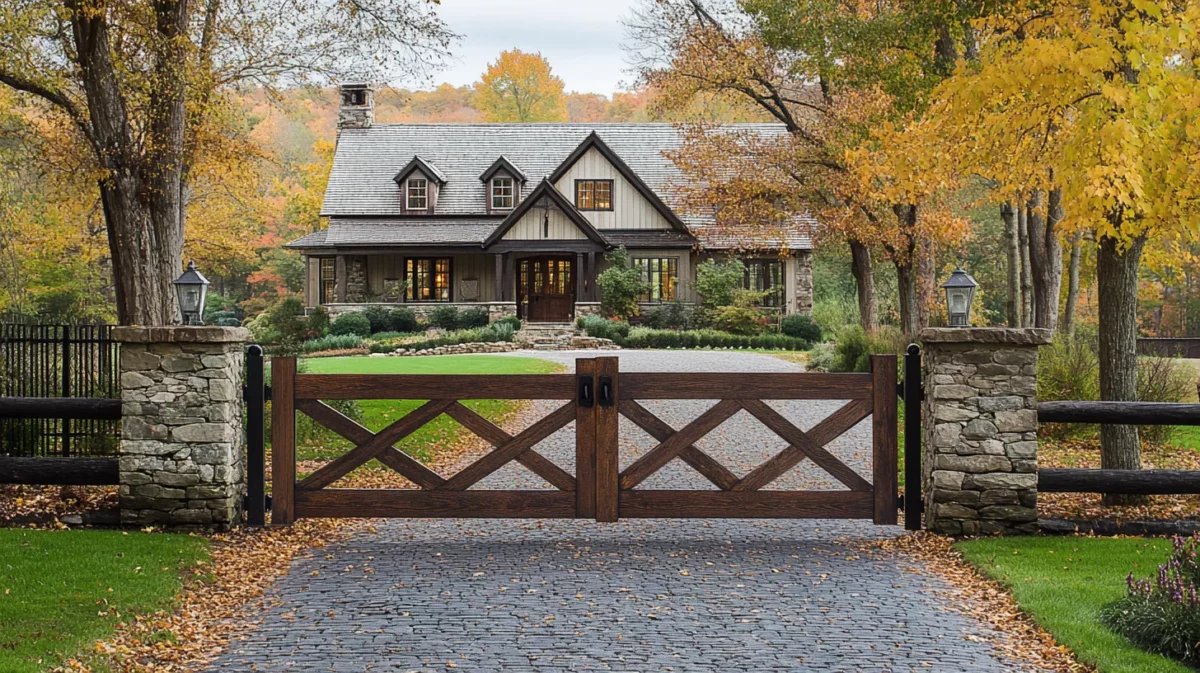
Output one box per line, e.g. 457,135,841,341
296,355,561,463
956,537,1184,673
0,529,207,672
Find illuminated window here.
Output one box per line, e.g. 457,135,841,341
405,258,452,302
634,257,678,303
407,178,428,210
745,259,785,307
319,258,335,304
575,179,613,211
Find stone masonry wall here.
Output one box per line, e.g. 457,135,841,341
346,256,367,303
794,251,814,315
114,327,249,529
921,327,1051,536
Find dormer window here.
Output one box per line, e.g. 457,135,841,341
491,177,514,210
407,178,428,210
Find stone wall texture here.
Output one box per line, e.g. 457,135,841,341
794,251,814,315
920,327,1051,536
114,327,249,529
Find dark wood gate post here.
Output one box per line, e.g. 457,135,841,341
871,354,898,525
595,356,619,522
575,358,597,519
271,356,297,525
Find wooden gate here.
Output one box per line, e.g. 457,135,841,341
270,355,897,525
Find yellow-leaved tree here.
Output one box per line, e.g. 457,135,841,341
932,0,1200,501
473,50,569,122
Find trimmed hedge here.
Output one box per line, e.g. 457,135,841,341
781,314,822,342
301,334,363,353
368,322,516,354
578,315,631,341
623,327,809,351
330,312,371,337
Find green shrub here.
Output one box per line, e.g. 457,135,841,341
306,306,330,337
330,312,371,337
709,290,768,335
811,295,860,339
368,322,516,353
781,314,822,342
833,326,873,372
428,305,460,330
387,307,420,333
366,331,418,341
695,258,746,308
301,334,363,353
597,247,649,320
580,314,631,342
362,306,391,334
807,342,837,372
495,315,522,331
456,307,490,329
641,302,697,330
1103,535,1200,667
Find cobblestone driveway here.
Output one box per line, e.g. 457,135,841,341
209,351,1025,672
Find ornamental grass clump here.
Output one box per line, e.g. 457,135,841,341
1103,535,1200,666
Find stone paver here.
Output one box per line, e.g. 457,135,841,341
209,350,1025,672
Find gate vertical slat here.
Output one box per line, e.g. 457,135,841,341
595,356,620,523
271,356,297,525
575,357,597,519
871,354,898,525
62,326,71,457
903,344,923,531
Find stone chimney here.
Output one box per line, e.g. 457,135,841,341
337,82,374,131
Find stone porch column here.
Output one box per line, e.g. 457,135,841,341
114,326,249,529
920,327,1051,536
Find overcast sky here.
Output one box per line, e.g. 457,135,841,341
431,0,642,96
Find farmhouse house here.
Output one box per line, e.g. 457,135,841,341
287,83,815,323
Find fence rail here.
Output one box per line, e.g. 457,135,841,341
0,323,119,457
1036,401,1200,496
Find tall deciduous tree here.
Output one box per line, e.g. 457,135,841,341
472,50,568,122
933,0,1200,501
0,0,454,325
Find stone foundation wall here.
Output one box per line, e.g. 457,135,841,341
325,302,518,322
114,327,249,529
920,327,1051,536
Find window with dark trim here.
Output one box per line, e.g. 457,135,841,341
405,257,452,302
634,257,678,302
407,178,428,210
319,258,336,305
575,179,613,211
491,177,514,210
745,259,785,307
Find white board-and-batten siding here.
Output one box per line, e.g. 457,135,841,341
553,147,672,231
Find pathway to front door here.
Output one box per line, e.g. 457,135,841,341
208,351,1026,672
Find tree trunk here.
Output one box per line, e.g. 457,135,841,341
848,238,878,333
1018,202,1034,326
1063,232,1082,335
1001,201,1021,326
916,237,936,330
892,204,919,337
1027,188,1064,330
1097,232,1147,506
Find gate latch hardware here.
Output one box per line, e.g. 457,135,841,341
598,375,614,408
578,375,595,408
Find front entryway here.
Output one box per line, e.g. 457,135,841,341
517,255,575,322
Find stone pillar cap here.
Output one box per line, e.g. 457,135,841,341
112,326,250,344
919,327,1052,345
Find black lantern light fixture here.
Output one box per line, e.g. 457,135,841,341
173,260,210,326
942,266,978,327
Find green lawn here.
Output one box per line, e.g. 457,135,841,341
956,537,1184,673
295,355,561,464
0,529,207,672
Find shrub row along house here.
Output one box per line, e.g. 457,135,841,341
287,84,816,324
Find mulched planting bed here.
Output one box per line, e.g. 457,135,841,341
1039,439,1200,522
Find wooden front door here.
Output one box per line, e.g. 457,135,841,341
518,256,575,322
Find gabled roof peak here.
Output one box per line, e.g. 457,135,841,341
479,155,528,184
393,155,447,186
482,179,608,248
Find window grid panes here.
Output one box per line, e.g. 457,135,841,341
407,178,428,210
319,258,335,304
575,180,613,211
745,259,785,307
635,258,678,303
492,177,514,209
405,257,452,302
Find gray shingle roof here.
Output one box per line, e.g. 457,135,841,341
316,123,812,250
323,218,502,246
285,229,328,248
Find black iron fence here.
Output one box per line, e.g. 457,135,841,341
0,323,119,457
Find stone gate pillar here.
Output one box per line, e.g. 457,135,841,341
920,327,1051,535
113,326,250,529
